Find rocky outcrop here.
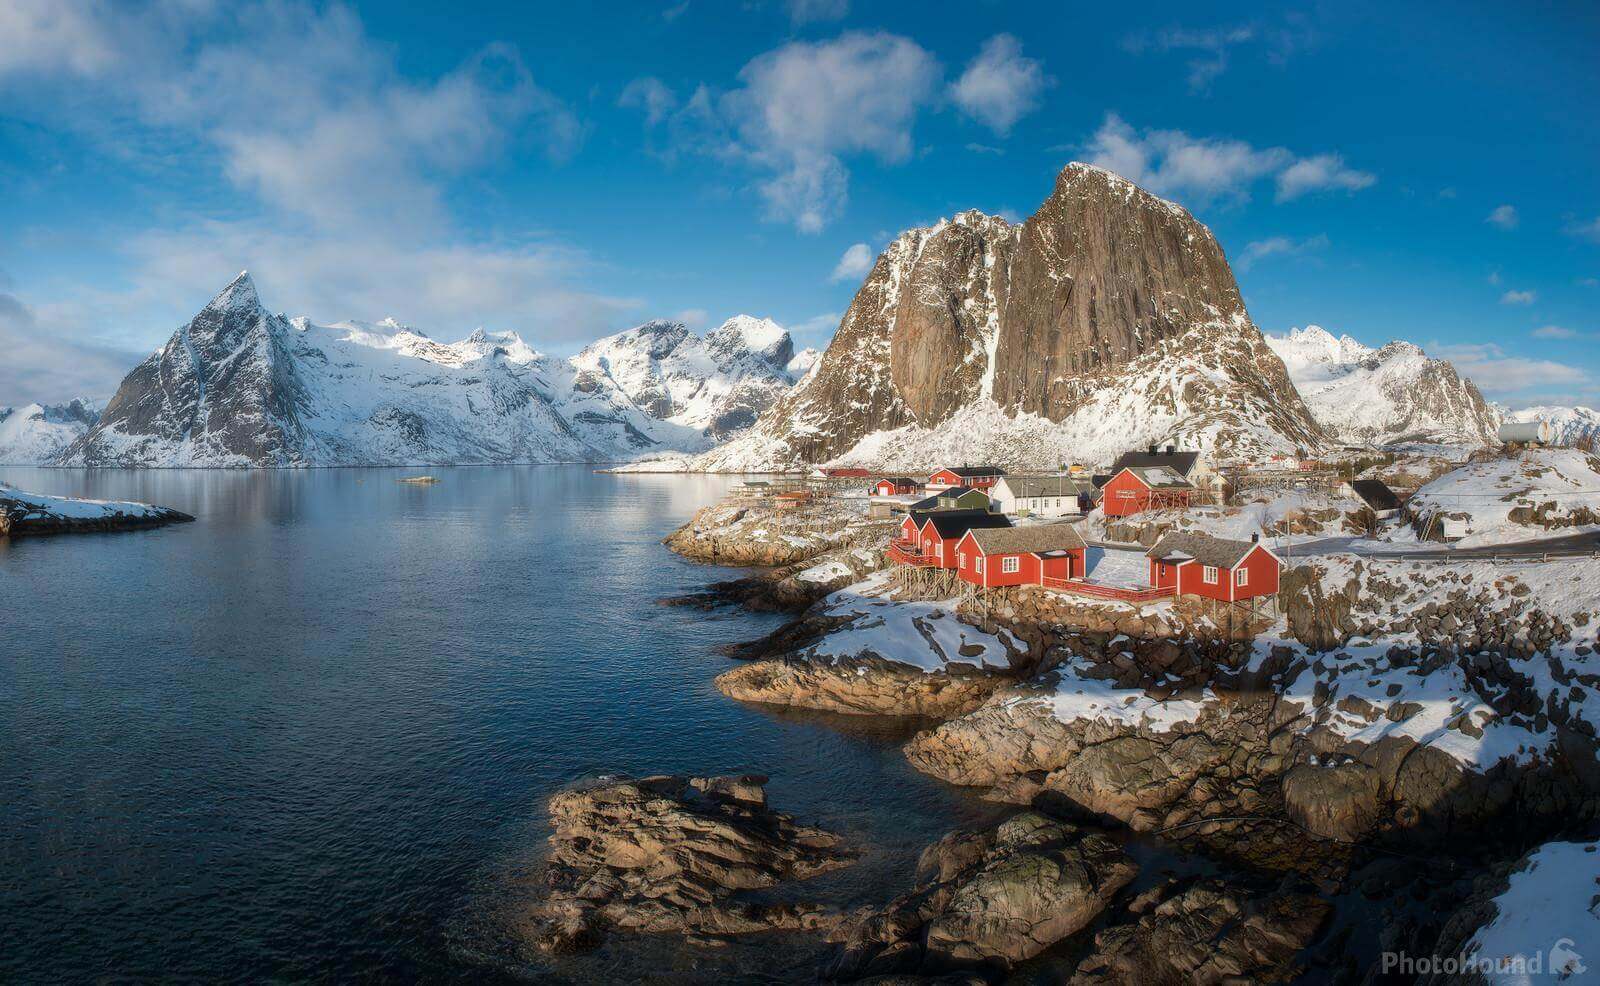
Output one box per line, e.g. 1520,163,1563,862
1069,879,1330,984
663,496,892,568
0,485,193,537
827,812,1137,979
716,658,1011,719
695,163,1326,471
525,774,855,952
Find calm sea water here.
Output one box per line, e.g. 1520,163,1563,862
0,466,1003,983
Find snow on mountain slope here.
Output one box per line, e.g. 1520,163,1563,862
1503,405,1600,446
58,272,713,467
570,315,801,439
1265,326,1499,447
676,163,1327,473
0,399,102,463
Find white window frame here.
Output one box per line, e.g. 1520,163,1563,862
1235,567,1249,587
1001,556,1020,574
975,555,985,573
1202,565,1219,584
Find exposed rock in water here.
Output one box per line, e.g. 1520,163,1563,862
525,774,855,953
827,811,1137,980
0,485,193,537
717,658,1012,719
1069,878,1331,984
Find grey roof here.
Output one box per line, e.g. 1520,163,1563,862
967,523,1087,555
938,466,1006,478
999,475,1093,498
1347,479,1402,511
911,488,991,511
1147,531,1263,569
1109,449,1200,478
877,477,919,485
1118,465,1195,490
915,509,1012,539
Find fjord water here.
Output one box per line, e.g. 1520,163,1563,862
0,466,997,982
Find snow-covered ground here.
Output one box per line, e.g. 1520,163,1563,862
0,399,101,464
1084,489,1362,545
0,482,172,521
1462,840,1599,983
1014,655,1215,731
798,572,1020,673
1404,448,1600,546
1081,546,1149,587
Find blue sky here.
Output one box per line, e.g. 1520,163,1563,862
1,0,1597,407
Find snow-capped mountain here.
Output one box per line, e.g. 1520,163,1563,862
0,398,102,463
685,163,1326,472
570,314,804,439
57,272,719,467
1264,326,1499,446
1503,405,1600,446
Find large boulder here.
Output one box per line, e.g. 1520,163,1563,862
828,812,1137,978
1281,762,1383,843
527,774,855,952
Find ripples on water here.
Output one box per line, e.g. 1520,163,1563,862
0,466,1004,982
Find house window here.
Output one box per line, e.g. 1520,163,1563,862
958,552,965,567
976,556,985,573
1001,556,1020,574
1203,566,1218,584
1235,568,1249,587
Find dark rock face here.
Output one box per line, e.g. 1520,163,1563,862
702,164,1326,469
61,272,311,466
1069,879,1330,984
525,774,855,953
828,811,1137,979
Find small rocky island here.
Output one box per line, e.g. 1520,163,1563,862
0,483,193,537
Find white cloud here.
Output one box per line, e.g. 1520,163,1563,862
712,31,941,232
965,142,1004,155
619,77,678,126
787,311,842,348
1122,24,1256,92
1567,215,1600,244
830,242,874,282
787,0,848,22
1531,325,1578,339
0,3,581,234
1500,289,1536,305
1486,204,1519,230
0,289,147,404
1273,153,1375,201
1236,233,1329,271
673,307,709,328
1430,341,1587,401
949,34,1050,136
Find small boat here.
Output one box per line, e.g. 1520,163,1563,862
397,475,440,485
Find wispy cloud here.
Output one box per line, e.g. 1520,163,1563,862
1566,215,1600,244
0,288,148,404
1532,325,1591,340
1236,233,1329,271
949,34,1051,136
787,0,848,24
829,242,874,282
619,77,678,126
1082,114,1374,207
1500,289,1536,305
1430,341,1588,403
1486,204,1519,230
1121,17,1317,92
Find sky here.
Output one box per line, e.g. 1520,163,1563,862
1,0,1597,408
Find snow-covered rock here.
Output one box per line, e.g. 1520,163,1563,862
1404,447,1600,546
0,482,191,535
0,398,101,463
57,273,730,467
661,163,1329,473
570,314,803,439
1265,325,1499,447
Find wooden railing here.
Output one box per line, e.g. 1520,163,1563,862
1041,577,1177,602
887,543,939,567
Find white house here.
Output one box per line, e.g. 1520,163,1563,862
990,475,1090,518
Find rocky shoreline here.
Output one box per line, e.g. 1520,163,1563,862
599,496,1600,980
0,483,193,537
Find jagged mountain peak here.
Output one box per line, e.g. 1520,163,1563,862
706,315,791,367
205,270,260,313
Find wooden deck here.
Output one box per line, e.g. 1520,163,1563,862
1041,577,1177,603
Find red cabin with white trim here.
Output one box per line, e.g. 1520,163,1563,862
1100,466,1195,517
927,466,1006,491
873,477,920,497
953,524,1087,588
1146,531,1281,601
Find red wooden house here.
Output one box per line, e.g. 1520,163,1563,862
1100,466,1196,518
872,476,920,496
954,524,1087,588
1146,531,1281,601
891,509,1010,568
927,466,1006,491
